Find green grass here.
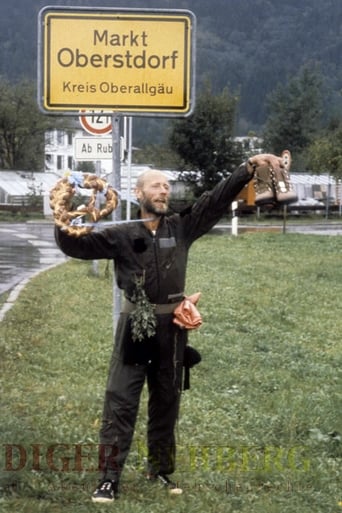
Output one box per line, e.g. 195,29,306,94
0,233,341,513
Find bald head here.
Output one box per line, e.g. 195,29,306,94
135,170,171,217
135,170,170,190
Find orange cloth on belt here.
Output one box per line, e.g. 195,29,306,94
173,292,202,330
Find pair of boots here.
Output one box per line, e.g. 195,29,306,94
253,150,297,206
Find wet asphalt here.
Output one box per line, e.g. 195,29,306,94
0,222,66,296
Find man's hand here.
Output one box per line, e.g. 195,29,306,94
246,153,286,175
246,150,298,206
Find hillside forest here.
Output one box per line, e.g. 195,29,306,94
0,0,341,176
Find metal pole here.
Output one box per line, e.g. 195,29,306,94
325,175,331,220
283,204,287,234
126,117,133,221
111,115,122,332
92,160,101,276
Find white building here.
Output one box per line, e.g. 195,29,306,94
44,128,76,175
234,136,264,156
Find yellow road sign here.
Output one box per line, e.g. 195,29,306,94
38,7,196,116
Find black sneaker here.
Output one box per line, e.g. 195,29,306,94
91,479,119,503
147,473,183,495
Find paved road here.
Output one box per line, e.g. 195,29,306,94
287,224,342,236
0,222,66,296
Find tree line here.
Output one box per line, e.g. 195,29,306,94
0,0,341,195
0,0,341,134
0,63,341,198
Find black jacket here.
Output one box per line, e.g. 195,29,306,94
55,164,251,304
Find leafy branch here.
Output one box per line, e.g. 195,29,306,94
129,274,157,342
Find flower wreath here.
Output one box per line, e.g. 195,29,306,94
49,171,118,237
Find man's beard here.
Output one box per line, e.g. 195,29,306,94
140,196,168,216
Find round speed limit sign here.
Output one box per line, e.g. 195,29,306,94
79,110,112,135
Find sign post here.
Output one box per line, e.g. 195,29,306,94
111,115,122,329
38,6,196,331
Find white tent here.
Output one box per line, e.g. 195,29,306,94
291,173,339,202
0,171,60,205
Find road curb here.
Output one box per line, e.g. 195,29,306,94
0,262,65,323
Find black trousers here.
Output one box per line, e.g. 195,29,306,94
98,313,187,481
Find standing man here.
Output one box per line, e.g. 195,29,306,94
54,154,287,502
